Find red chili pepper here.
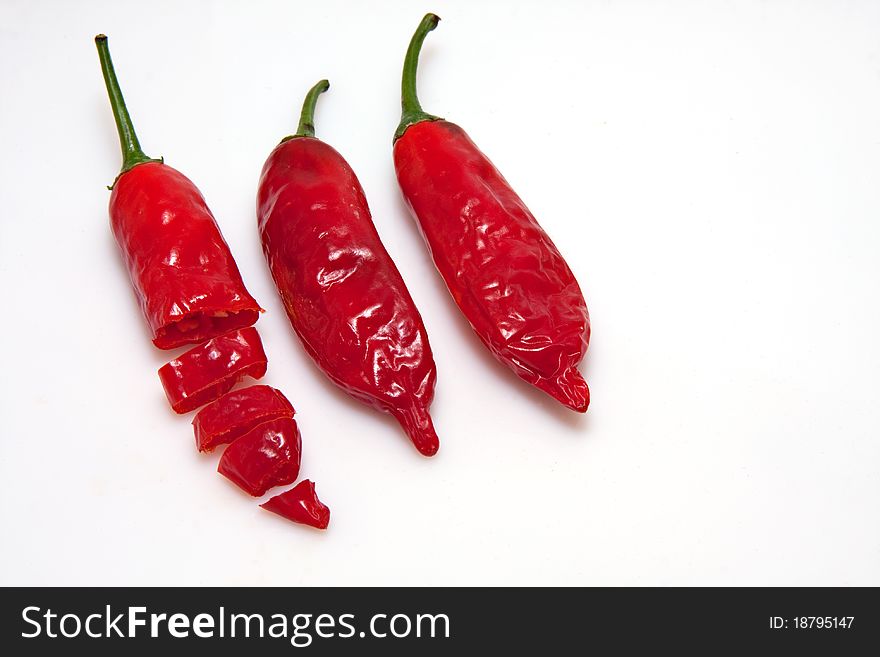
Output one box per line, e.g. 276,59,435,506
192,385,295,453
217,417,302,497
392,15,591,412
95,36,261,350
261,480,330,530
158,327,268,414
257,81,440,456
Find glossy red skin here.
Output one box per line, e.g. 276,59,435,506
261,479,330,530
257,137,439,456
157,327,268,414
394,120,590,412
217,417,302,497
192,385,295,453
110,162,261,349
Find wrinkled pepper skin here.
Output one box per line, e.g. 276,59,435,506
110,163,262,349
257,81,440,456
218,417,302,497
158,327,268,414
392,15,590,412
395,122,590,411
95,36,260,350
192,385,295,453
261,480,330,530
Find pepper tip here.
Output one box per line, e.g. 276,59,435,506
548,368,590,413
416,438,440,457
394,405,440,457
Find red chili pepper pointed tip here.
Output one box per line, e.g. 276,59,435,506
414,435,440,458
394,406,440,457
547,368,590,414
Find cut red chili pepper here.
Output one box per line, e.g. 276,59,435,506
392,15,591,412
96,36,261,350
257,81,440,456
217,417,302,497
260,480,330,530
158,327,268,414
192,385,295,453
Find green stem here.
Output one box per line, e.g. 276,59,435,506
394,13,442,142
288,79,330,140
94,34,160,178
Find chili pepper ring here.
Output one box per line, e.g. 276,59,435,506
218,417,303,497
192,385,295,453
158,327,268,414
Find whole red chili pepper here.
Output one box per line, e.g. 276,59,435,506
158,327,268,414
95,36,261,349
257,81,440,456
261,480,330,530
392,15,591,412
217,417,302,497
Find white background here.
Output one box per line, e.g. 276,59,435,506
1,0,878,586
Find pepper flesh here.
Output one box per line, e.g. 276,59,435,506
96,35,261,349
158,327,268,414
217,417,302,497
392,15,590,412
192,385,295,453
257,81,440,456
260,480,330,530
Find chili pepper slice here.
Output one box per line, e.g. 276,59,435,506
158,327,268,414
96,36,261,350
192,385,295,453
257,81,440,456
217,417,302,497
392,15,591,412
260,480,330,530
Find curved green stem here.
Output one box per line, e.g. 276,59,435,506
288,79,330,140
95,35,160,180
394,13,442,142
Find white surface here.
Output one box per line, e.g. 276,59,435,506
1,0,879,586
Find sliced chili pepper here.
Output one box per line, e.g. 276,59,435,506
260,480,330,530
192,385,295,453
217,417,302,497
96,36,261,350
392,15,591,412
257,81,440,456
158,327,268,414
